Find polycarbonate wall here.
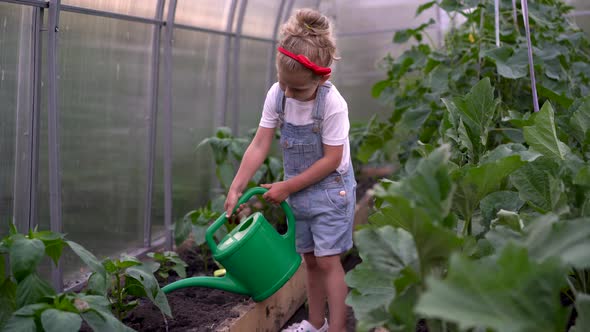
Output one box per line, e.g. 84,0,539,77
0,0,588,289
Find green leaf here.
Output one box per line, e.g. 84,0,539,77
373,145,454,222
480,143,540,164
480,191,524,226
510,158,566,213
443,78,498,162
16,273,55,308
0,279,17,328
570,293,590,332
484,47,529,79
393,19,435,44
427,66,450,93
66,241,105,277
125,265,171,317
525,216,590,269
370,195,462,273
87,272,108,296
10,235,45,282
574,165,590,186
372,79,390,98
346,227,418,330
416,1,436,16
217,162,235,190
416,245,568,332
523,102,568,161
491,210,523,232
2,315,36,332
174,212,193,246
81,309,135,332
453,155,525,222
41,309,82,332
33,231,65,266
570,97,590,146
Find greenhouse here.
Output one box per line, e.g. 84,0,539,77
1,0,590,331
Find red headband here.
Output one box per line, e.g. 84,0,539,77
277,47,331,76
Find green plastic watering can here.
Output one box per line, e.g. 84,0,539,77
162,187,302,302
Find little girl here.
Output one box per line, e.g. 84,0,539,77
224,8,355,332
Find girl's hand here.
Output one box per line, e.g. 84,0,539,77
224,190,242,217
261,182,291,205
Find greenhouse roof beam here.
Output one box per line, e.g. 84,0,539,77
60,5,165,25
336,25,443,38
174,23,274,43
0,0,48,8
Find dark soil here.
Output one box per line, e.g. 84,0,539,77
122,247,249,332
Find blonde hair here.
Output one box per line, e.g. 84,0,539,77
278,8,338,76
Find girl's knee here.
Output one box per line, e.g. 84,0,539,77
315,255,342,272
303,253,319,270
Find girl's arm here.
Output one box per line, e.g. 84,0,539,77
262,144,342,204
224,126,275,216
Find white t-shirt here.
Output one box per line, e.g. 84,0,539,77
259,82,351,174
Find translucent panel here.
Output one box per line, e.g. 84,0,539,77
151,30,222,241
566,0,590,11
329,0,440,35
333,27,442,122
56,13,152,280
573,15,590,35
62,0,158,18
173,0,233,31
240,0,282,39
0,4,33,235
229,39,272,135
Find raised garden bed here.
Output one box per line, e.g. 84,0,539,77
122,167,391,331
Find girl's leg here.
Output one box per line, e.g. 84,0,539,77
303,252,327,329
316,254,347,332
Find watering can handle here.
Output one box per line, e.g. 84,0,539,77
205,187,296,256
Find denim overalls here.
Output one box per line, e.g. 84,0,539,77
276,82,356,257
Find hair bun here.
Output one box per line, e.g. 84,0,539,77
295,8,330,36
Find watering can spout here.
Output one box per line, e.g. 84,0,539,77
162,275,249,295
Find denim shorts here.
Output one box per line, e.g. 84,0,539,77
286,172,356,257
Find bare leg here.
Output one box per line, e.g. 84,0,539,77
316,255,347,332
303,253,327,329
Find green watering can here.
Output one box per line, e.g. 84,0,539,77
162,187,302,302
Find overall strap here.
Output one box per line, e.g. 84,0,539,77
274,81,332,130
311,81,332,133
276,87,286,128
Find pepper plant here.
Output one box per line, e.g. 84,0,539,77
147,251,188,280
0,225,131,331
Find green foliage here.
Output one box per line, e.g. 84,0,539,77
147,251,188,279
0,226,133,331
349,8,590,321
416,245,569,332
82,254,171,320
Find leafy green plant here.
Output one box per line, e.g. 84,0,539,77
360,0,590,167
198,126,283,190
347,75,590,331
78,252,172,321
147,251,188,280
0,225,131,331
